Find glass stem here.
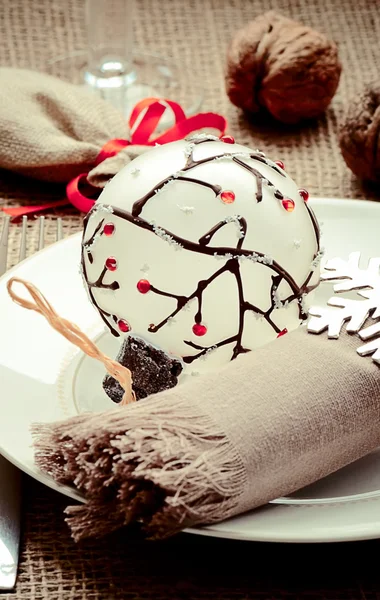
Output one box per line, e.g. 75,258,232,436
85,0,135,81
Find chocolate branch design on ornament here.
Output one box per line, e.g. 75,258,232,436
132,137,287,217
82,137,321,364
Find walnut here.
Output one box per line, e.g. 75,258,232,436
339,83,380,182
225,11,342,124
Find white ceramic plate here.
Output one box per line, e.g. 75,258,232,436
1,197,380,544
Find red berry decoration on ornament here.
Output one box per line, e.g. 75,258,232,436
118,319,131,333
282,198,295,213
220,190,236,204
137,279,151,294
277,328,288,338
298,188,309,202
103,223,115,236
220,134,235,144
193,323,207,336
105,257,117,271
275,160,285,170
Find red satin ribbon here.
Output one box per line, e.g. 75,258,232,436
3,97,227,219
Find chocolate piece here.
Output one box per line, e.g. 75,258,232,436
103,336,183,403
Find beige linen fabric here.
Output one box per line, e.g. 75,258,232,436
0,67,148,184
33,326,380,540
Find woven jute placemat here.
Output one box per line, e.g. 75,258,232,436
1,0,380,598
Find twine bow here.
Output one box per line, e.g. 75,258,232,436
3,97,227,220
7,277,135,406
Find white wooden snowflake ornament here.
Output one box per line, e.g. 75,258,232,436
307,251,380,364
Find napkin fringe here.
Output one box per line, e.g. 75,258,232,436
31,396,246,540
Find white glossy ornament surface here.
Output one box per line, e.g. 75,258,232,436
81,137,320,378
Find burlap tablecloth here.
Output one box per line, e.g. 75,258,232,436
1,0,380,598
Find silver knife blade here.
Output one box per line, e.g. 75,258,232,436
0,216,22,590
0,454,21,590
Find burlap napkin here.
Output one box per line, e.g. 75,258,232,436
0,67,147,188
32,323,380,541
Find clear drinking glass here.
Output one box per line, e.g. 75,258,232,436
47,0,203,119
84,0,135,88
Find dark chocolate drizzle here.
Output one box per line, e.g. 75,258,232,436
87,265,120,292
147,261,232,334
232,157,268,202
132,176,222,216
109,206,317,297
81,214,117,334
82,219,104,264
198,216,247,250
81,136,321,358
132,137,285,216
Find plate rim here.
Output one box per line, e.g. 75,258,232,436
2,196,380,542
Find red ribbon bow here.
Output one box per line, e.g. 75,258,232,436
3,98,227,219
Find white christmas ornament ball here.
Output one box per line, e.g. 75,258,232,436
81,135,321,383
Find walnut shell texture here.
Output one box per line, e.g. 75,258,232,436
339,84,380,183
225,11,342,124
